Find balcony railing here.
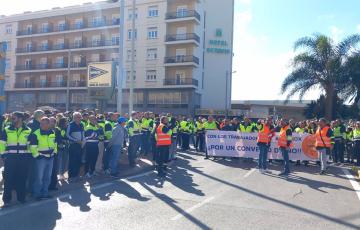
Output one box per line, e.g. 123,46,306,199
16,40,119,54
164,78,198,86
15,62,87,71
165,10,200,21
165,33,200,43
164,55,199,65
14,81,87,88
16,19,120,36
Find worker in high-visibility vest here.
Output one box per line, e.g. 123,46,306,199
0,112,32,207
155,116,172,177
29,117,58,200
277,119,293,176
332,119,346,164
353,122,360,166
315,118,334,175
141,112,153,156
257,117,275,173
127,111,142,167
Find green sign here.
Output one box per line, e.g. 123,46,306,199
206,28,231,55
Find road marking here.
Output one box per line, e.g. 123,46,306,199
342,168,360,201
244,169,256,178
171,196,215,221
125,171,154,180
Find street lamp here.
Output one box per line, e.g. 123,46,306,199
117,0,125,114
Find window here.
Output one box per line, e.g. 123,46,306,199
126,49,137,61
75,19,83,29
58,21,66,31
4,41,11,52
126,71,136,81
146,70,157,81
26,42,32,52
128,9,138,20
127,29,137,40
148,6,159,17
5,58,10,71
112,14,120,25
147,48,158,60
40,40,48,51
92,35,101,46
92,16,105,27
26,25,32,34
41,23,49,33
74,37,83,48
147,27,158,39
5,25,12,34
112,34,120,45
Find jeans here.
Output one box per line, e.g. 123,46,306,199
258,144,269,170
68,143,83,178
156,146,170,176
333,139,344,163
169,137,177,161
85,143,99,175
33,157,54,198
103,142,112,171
110,145,123,175
128,135,141,166
318,148,328,171
3,154,31,203
141,131,150,155
57,147,69,175
280,147,290,174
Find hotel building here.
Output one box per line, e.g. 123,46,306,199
0,0,234,115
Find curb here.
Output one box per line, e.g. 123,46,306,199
350,166,360,179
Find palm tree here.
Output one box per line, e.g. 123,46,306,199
339,53,360,106
281,33,360,120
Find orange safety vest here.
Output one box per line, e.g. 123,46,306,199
257,124,272,144
278,125,293,148
156,124,171,146
315,126,332,148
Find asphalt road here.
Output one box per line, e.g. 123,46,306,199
0,151,360,230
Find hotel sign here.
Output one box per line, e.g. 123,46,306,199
206,28,231,55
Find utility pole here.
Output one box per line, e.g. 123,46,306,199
0,42,6,114
117,0,125,114
66,49,71,111
129,0,136,113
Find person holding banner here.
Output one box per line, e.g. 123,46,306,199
204,116,219,159
315,118,334,175
278,119,293,176
257,117,275,173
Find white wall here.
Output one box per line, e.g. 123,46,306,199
201,0,234,110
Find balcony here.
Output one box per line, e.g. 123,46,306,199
16,20,121,37
15,62,87,72
165,33,200,45
164,78,198,87
164,55,199,67
165,10,200,24
14,81,87,89
16,40,119,54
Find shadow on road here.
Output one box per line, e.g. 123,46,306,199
178,155,360,230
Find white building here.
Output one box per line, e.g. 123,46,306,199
0,0,234,115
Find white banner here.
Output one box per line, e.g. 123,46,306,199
205,131,319,161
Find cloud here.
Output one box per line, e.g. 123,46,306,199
231,4,319,101
330,26,344,42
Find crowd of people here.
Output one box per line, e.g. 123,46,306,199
0,108,360,208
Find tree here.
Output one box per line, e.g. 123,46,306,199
338,53,360,106
281,33,360,120
304,95,359,119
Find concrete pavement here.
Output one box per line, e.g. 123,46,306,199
0,151,360,230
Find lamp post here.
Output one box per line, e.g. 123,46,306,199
129,0,136,114
65,49,71,111
117,0,125,113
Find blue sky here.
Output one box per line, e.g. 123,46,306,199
1,0,359,101
232,0,360,100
